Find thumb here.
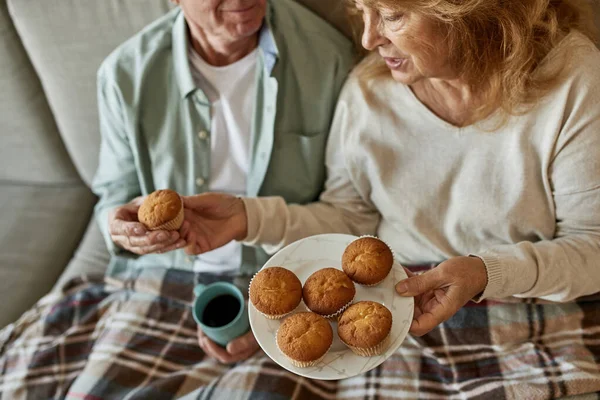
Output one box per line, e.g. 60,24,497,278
114,201,139,219
182,193,225,211
130,196,145,207
226,331,257,355
395,269,444,297
182,195,207,210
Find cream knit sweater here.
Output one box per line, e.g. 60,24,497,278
242,33,600,302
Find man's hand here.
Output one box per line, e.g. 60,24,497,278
108,197,186,255
180,193,248,255
197,328,259,364
395,256,488,336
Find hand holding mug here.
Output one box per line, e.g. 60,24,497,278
197,328,259,364
192,282,257,363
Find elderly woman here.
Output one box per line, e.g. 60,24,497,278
182,0,600,395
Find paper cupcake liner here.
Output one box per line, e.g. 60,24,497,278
359,278,387,287
342,332,391,357
247,271,256,299
248,270,300,320
258,310,293,320
344,234,397,286
308,296,354,321
288,351,329,368
149,196,184,231
276,327,332,368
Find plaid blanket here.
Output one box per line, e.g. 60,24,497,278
1,265,599,400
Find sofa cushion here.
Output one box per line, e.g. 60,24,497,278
7,0,176,186
593,0,600,44
0,0,81,185
0,184,95,328
298,0,352,37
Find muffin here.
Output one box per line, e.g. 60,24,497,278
137,189,184,231
302,268,355,319
249,267,302,319
338,301,393,357
342,237,394,286
276,312,333,368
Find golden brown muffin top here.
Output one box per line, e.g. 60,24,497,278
338,301,392,348
342,237,393,284
249,267,302,315
277,312,333,362
137,189,182,229
302,268,355,315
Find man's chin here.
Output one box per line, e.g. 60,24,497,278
231,18,264,39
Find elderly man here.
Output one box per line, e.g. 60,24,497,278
91,0,354,363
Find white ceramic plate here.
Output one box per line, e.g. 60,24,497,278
249,233,414,380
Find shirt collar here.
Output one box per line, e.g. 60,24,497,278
259,2,279,73
172,6,279,99
172,10,196,99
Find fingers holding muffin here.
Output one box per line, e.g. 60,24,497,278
109,190,187,255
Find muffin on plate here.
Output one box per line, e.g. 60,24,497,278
338,301,393,357
342,236,394,286
138,189,184,231
302,268,355,319
249,267,302,319
276,312,333,368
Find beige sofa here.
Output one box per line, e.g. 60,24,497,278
0,0,598,330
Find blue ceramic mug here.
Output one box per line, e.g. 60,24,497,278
192,282,249,347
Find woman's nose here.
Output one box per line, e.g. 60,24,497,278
361,11,389,51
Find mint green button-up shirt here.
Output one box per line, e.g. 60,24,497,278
92,0,355,277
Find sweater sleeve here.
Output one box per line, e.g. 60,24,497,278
474,59,600,302
242,85,380,254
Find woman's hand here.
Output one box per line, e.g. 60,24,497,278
180,193,248,255
108,197,185,255
395,256,488,336
197,328,259,364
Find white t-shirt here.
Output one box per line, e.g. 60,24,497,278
189,45,257,273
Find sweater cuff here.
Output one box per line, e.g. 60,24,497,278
241,197,263,245
468,253,504,302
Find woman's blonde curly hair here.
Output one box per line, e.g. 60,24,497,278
348,0,597,122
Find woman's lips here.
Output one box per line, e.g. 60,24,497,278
383,57,407,70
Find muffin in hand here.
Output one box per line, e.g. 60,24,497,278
302,268,355,319
342,237,394,286
338,301,393,357
277,312,333,368
249,267,302,319
137,189,184,231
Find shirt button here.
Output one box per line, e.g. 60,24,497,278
196,178,205,187
198,130,208,140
